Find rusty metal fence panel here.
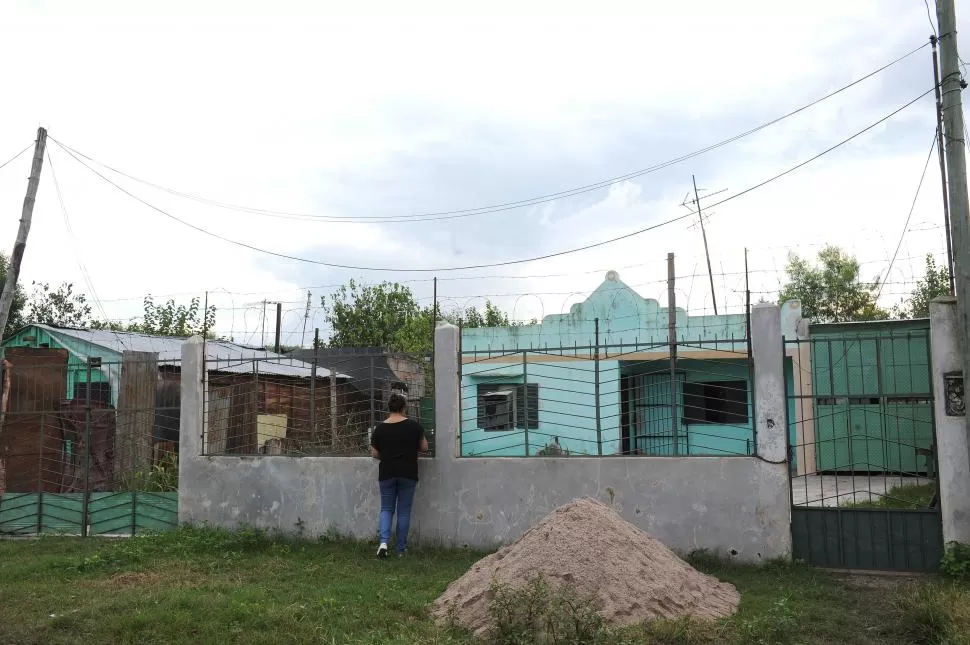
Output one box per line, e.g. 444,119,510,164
0,350,178,536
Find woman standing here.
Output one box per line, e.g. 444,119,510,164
369,393,428,558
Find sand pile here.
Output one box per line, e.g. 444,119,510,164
432,497,739,634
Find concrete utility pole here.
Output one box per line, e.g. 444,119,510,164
931,35,957,294
0,128,47,339
937,0,970,432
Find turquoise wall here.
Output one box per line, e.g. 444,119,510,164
461,359,621,456
2,326,118,404
459,273,805,458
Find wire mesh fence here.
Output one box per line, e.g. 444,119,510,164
201,348,434,457
459,337,756,458
0,347,179,536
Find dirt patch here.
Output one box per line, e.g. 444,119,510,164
432,497,740,635
108,571,164,586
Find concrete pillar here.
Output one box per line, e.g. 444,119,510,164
930,297,970,545
751,304,788,463
178,336,204,519
434,323,459,461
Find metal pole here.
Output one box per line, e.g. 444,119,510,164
274,302,282,353
668,253,679,455
522,350,530,456
0,128,46,339
310,329,318,442
745,248,756,456
936,0,970,462
431,277,438,360
932,35,957,295
82,359,93,537
369,355,376,432
693,175,718,315
594,318,602,455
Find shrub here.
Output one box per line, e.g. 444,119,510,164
940,542,970,581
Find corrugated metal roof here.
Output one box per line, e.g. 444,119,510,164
34,325,349,379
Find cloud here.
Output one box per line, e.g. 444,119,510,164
0,0,958,345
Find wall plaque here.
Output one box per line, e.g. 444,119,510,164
944,372,965,417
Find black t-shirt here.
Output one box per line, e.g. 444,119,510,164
370,419,425,482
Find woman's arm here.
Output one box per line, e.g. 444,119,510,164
418,427,429,454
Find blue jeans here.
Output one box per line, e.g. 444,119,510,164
378,477,417,553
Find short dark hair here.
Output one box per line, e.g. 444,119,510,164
388,393,407,414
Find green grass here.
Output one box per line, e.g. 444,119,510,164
0,529,967,645
840,483,936,509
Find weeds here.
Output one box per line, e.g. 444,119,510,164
840,483,935,509
486,575,610,645
892,583,970,645
940,542,970,581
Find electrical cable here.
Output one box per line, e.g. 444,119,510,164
0,144,31,173
878,132,938,303
48,42,930,224
55,88,935,274
46,147,130,349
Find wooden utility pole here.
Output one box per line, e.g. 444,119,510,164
274,302,282,353
667,252,679,455
683,178,725,315
693,175,718,315
937,0,970,433
0,128,47,338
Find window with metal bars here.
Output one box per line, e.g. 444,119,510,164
682,380,748,425
477,383,539,431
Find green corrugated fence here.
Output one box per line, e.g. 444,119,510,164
0,492,178,536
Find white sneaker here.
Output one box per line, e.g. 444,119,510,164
377,543,388,558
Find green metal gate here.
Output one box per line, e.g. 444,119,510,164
786,323,943,572
630,372,687,455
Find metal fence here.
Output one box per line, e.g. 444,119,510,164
201,349,433,457
459,337,755,458
785,327,943,571
0,349,179,536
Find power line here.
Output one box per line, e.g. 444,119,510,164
49,43,930,225
925,0,938,37
879,132,938,301
54,88,936,274
0,144,31,173
46,148,129,350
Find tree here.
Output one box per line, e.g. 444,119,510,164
778,245,889,323
893,255,950,319
323,280,425,351
0,252,27,338
92,295,216,338
322,280,517,354
26,281,92,327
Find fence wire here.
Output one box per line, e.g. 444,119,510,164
786,327,938,509
0,347,178,536
201,349,434,457
459,336,755,458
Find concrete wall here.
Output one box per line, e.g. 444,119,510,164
930,297,970,545
179,310,793,562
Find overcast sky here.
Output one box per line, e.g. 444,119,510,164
0,0,961,346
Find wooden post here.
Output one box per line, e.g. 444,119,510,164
116,351,158,482
330,364,338,448
274,302,282,353
0,128,46,338
668,253,679,455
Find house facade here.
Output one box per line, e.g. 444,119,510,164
459,271,805,457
